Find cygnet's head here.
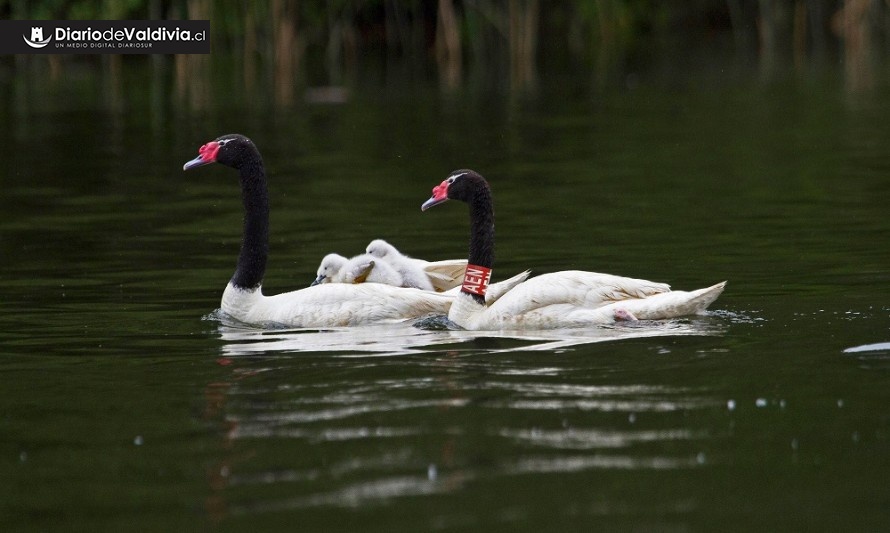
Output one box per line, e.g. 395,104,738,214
365,239,398,259
311,253,347,286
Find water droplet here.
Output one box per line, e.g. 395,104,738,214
755,398,768,408
134,435,144,446
696,452,706,465
628,413,637,424
837,399,845,408
791,438,799,451
727,399,736,411
427,464,438,481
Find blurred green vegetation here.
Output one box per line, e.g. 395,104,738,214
2,1,889,96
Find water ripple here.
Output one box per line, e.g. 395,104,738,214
506,454,701,474
229,473,468,514
499,427,707,450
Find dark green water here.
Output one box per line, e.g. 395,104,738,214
1,58,889,531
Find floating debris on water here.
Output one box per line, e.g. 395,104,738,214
843,342,890,354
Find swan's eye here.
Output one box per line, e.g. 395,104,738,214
446,172,466,184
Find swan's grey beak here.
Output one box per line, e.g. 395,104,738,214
183,154,212,171
421,179,450,211
421,195,448,211
310,274,325,286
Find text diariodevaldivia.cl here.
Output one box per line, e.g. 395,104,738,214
54,27,206,42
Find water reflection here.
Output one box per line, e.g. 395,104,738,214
208,372,715,517
204,314,725,519
214,315,727,357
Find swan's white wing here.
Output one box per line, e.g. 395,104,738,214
486,270,531,304
422,259,469,292
489,271,670,314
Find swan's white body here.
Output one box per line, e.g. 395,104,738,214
220,269,537,328
365,239,468,291
447,273,725,330
222,282,452,327
315,253,403,285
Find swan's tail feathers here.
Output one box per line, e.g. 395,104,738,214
617,281,726,320
487,270,531,304
688,281,727,314
424,259,469,292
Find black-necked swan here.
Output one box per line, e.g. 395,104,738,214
364,239,468,292
311,253,403,286
182,134,452,327
420,169,727,330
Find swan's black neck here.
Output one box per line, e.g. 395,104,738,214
232,158,269,290
464,180,494,304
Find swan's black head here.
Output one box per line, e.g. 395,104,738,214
421,169,489,210
183,134,261,171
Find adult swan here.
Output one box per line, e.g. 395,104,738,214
421,169,726,330
183,134,451,327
